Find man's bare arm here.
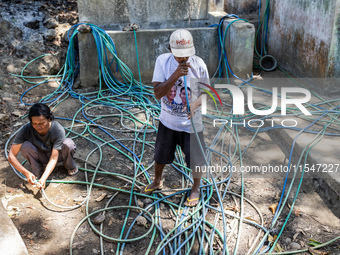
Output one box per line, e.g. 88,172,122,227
153,62,191,99
8,144,37,185
37,148,59,189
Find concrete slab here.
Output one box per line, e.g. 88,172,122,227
239,71,340,206
0,201,29,255
267,117,340,198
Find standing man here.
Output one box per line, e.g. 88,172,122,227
8,103,78,189
144,29,209,207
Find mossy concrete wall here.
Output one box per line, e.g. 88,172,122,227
225,0,340,94
78,0,224,30
224,0,260,21
268,0,340,94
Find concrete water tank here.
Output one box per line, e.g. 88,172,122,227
77,0,255,87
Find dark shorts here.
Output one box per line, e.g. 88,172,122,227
154,122,206,169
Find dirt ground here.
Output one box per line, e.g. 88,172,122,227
0,70,340,255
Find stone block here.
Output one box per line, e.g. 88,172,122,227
222,18,255,80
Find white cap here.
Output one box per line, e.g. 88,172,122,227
169,29,195,57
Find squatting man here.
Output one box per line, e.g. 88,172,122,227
143,29,209,207
8,103,78,189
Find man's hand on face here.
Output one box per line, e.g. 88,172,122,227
176,62,191,77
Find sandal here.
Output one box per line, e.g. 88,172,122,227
184,197,199,207
142,183,163,195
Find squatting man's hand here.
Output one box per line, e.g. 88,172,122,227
25,171,46,189
25,171,37,185
36,178,46,189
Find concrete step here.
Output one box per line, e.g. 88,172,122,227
0,201,29,255
267,119,340,214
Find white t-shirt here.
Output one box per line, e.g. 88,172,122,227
152,53,210,133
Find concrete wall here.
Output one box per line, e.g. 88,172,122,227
77,0,256,87
78,0,224,30
267,0,340,94
79,27,220,86
224,0,260,21
224,0,340,94
78,18,255,87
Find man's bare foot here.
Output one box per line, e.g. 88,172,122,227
184,189,200,207
68,167,78,176
142,181,163,195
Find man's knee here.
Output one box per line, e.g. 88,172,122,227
62,138,76,153
20,141,36,156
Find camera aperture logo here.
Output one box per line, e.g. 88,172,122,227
201,84,312,127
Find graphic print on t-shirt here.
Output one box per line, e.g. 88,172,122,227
162,78,191,117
